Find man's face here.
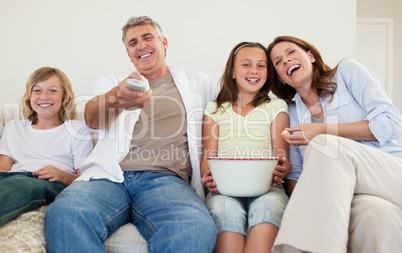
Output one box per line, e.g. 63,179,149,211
125,24,168,79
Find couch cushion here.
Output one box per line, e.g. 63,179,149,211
104,223,148,253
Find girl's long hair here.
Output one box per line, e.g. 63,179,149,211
214,42,271,112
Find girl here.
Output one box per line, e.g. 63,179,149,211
0,67,93,227
201,42,290,253
268,36,402,253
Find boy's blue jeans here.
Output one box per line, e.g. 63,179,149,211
0,172,65,227
45,171,217,253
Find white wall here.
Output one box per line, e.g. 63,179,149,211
0,0,356,107
357,0,402,111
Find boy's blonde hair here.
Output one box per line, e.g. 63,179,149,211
21,67,76,124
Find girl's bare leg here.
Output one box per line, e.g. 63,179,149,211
245,223,278,253
214,231,245,253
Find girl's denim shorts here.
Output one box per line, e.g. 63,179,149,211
205,185,289,235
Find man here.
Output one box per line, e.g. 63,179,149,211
45,16,218,252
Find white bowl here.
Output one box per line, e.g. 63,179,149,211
207,157,279,197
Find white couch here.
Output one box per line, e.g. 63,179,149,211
0,104,148,253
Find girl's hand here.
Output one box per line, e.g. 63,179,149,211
282,123,326,146
201,170,219,195
272,157,287,187
33,165,65,182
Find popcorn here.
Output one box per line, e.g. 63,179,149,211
281,130,289,135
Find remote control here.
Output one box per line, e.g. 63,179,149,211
126,78,149,92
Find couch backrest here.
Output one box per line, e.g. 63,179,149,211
0,104,24,137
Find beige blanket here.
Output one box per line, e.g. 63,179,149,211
0,206,48,253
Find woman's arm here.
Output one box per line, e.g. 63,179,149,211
200,115,219,195
284,121,376,146
0,154,13,172
327,121,376,140
340,60,402,143
285,60,402,146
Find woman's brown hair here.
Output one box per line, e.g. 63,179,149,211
267,36,339,104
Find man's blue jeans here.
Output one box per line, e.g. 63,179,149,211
0,172,65,227
45,171,217,253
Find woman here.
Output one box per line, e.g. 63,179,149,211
267,36,402,253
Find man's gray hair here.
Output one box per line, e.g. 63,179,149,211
122,16,165,47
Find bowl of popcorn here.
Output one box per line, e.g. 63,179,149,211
206,157,280,197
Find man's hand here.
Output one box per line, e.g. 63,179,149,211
117,71,152,110
85,71,152,129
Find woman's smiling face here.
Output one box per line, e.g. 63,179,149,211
270,41,316,90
